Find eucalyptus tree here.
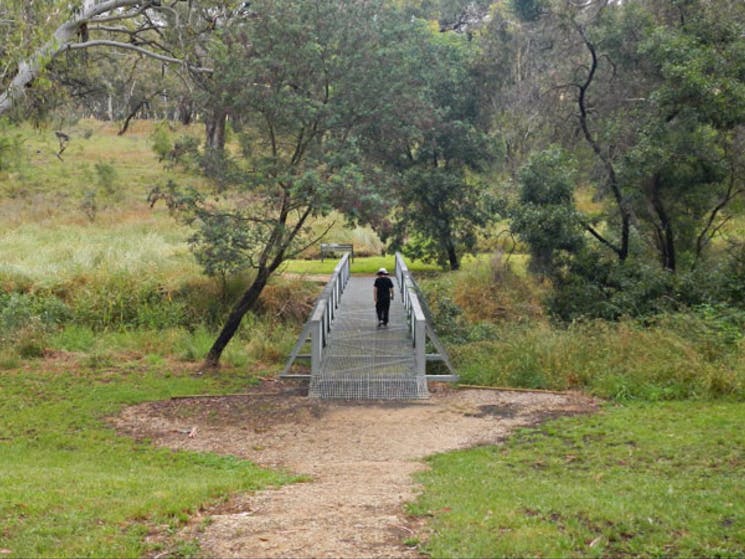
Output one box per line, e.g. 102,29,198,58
490,0,745,273
152,0,418,366
0,0,247,147
364,23,496,270
559,0,745,272
0,1,204,117
616,0,745,271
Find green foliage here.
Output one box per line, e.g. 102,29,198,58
510,147,584,276
451,315,744,401
423,258,744,401
548,251,672,321
93,160,118,196
510,0,544,22
0,292,71,356
486,0,745,317
68,274,188,331
410,402,745,558
188,212,255,281
374,25,497,270
720,242,745,303
0,291,70,331
79,188,98,221
594,0,744,273
548,244,745,322
0,362,291,557
153,0,421,287
150,122,173,161
78,160,123,222
0,120,24,172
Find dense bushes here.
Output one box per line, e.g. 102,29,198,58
0,272,318,366
423,257,745,401
547,244,745,322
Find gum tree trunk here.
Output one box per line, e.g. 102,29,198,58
203,267,270,368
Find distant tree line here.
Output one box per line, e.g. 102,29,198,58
1,0,744,363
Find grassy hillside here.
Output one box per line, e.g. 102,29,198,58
1,119,743,558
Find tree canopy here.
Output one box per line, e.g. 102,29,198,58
2,0,745,359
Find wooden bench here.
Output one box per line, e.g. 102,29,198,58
320,243,354,261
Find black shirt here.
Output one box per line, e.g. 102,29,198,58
374,276,394,302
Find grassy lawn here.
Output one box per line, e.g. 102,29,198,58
0,360,293,558
408,401,744,558
281,254,443,276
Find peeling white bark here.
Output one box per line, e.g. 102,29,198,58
0,0,210,116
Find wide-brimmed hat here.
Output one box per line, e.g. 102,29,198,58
376,267,388,275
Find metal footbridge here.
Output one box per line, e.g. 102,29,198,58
281,252,457,400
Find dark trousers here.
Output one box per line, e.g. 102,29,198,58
376,299,391,325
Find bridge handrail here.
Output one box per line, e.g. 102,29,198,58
394,253,427,374
281,252,351,376
320,242,354,261
394,253,457,379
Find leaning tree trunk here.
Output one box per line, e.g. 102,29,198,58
205,107,227,151
0,0,146,117
203,267,271,368
202,205,315,368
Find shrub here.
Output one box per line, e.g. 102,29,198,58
422,254,544,344
68,274,188,330
423,261,744,401
150,122,174,161
50,324,97,352
13,321,48,358
450,316,744,401
256,278,317,324
94,160,119,197
0,121,24,173
0,292,71,336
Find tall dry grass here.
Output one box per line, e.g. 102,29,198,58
424,256,745,401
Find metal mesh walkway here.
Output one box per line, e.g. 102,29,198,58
308,276,429,400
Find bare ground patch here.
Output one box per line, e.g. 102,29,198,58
112,380,598,558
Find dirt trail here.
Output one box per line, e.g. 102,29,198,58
113,382,597,558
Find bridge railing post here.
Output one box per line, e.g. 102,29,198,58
283,252,352,378
312,252,352,372
393,252,458,383
310,299,326,374
395,252,426,374
410,291,426,375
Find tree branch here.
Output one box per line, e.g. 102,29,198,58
63,40,212,71
574,22,629,261
695,172,745,263
0,0,211,116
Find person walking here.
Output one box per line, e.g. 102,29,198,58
373,267,395,327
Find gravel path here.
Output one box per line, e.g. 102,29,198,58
113,381,597,558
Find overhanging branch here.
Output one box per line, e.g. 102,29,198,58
0,0,212,116
63,40,212,72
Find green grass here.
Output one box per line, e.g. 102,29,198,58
450,319,744,401
281,255,442,275
2,120,178,201
0,362,293,558
420,259,744,401
409,401,745,558
0,216,198,289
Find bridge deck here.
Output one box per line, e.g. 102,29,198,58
308,276,428,399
